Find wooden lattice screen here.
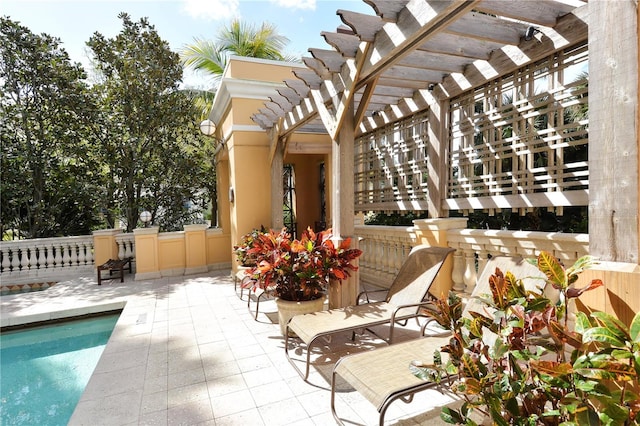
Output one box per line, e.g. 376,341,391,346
447,42,589,215
354,110,430,212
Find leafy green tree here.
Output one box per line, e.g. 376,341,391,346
0,17,102,239
88,13,209,232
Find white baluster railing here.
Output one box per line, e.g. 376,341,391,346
355,224,589,296
0,235,95,283
447,229,589,294
115,233,135,259
354,225,417,289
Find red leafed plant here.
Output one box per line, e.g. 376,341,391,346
242,227,362,302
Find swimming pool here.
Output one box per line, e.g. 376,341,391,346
0,313,120,425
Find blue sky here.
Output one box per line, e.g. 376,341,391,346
2,0,371,87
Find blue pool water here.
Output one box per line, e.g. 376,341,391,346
0,314,120,425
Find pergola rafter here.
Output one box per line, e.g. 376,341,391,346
253,0,588,137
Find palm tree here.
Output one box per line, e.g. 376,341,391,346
217,19,291,60
181,19,295,119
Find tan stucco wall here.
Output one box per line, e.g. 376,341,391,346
158,235,186,275
226,58,297,82
226,129,272,256
206,229,232,266
575,265,640,327
93,229,121,265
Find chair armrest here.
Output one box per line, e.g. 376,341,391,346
389,300,437,321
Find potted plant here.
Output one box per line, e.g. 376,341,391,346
233,227,267,267
242,227,362,335
414,251,640,425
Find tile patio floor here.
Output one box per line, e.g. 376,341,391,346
1,270,456,425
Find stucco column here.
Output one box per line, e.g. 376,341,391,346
216,158,231,234
413,218,467,297
133,227,161,281
184,224,208,275
92,229,122,266
271,139,284,230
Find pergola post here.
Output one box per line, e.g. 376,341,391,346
328,98,359,309
588,0,639,263
426,90,449,218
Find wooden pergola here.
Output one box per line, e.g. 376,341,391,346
251,0,638,266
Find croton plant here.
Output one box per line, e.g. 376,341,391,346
414,251,640,425
241,227,362,302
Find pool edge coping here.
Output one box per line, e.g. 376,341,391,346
0,301,127,329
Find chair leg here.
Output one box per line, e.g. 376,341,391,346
331,369,346,426
284,327,312,381
255,294,261,320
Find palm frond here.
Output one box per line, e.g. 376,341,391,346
180,37,227,75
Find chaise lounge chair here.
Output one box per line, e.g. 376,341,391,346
284,245,455,380
330,256,547,426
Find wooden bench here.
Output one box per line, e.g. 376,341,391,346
97,258,132,285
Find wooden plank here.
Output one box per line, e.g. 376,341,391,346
475,0,581,27
354,77,379,131
397,49,466,73
264,101,285,116
292,69,322,90
268,94,293,113
358,0,481,87
277,87,301,105
338,9,385,42
268,123,280,164
441,5,588,99
419,32,499,60
445,12,527,45
427,94,447,217
363,0,410,22
310,89,337,137
366,84,415,98
285,78,310,98
576,266,640,326
587,0,639,263
377,77,428,90
321,31,361,58
270,135,284,230
258,108,278,121
354,200,431,211
444,190,589,211
326,44,371,141
309,48,346,73
383,64,446,83
301,58,330,80
286,140,331,154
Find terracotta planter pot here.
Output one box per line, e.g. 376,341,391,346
275,296,325,336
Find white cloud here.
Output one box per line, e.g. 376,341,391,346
269,0,316,11
182,0,240,21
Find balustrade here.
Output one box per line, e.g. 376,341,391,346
0,236,96,282
1,225,589,292
445,229,588,293
355,224,589,295
354,225,417,288
115,233,135,259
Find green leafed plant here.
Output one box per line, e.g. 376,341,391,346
415,251,640,425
